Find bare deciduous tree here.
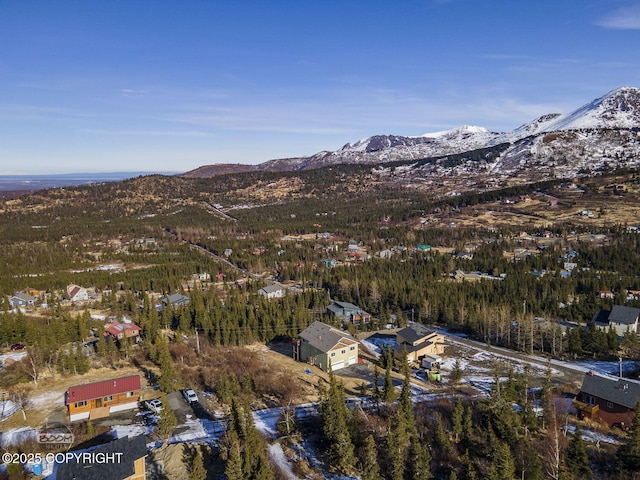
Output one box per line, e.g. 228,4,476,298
22,346,44,386
9,385,32,421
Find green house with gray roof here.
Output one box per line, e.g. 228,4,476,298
297,321,358,372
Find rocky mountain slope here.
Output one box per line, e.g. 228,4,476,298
182,87,640,191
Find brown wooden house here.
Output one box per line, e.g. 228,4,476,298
65,375,141,422
573,371,640,428
394,323,445,364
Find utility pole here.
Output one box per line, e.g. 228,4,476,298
620,356,623,378
195,329,200,355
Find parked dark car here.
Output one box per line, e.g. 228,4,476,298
10,343,25,350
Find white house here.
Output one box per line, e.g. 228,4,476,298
9,292,37,308
258,284,286,299
67,284,89,302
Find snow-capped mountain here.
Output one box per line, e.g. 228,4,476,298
539,86,640,132
183,87,640,188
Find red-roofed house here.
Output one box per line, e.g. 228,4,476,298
65,375,141,421
104,321,141,344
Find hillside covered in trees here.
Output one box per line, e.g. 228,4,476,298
1,164,640,479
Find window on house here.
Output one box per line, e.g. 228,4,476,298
74,401,87,408
104,395,113,402
126,391,135,398
331,352,335,357
607,401,614,409
587,395,596,406
350,346,355,351
341,349,346,354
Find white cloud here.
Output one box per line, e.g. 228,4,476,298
80,128,210,137
596,5,640,29
119,89,148,97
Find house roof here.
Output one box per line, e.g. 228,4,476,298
331,301,360,310
327,301,364,317
55,435,147,480
579,372,640,409
609,305,640,325
592,309,611,327
397,339,436,355
166,293,190,305
67,284,85,298
105,321,141,337
397,323,438,345
259,284,285,294
65,375,141,405
11,292,36,303
299,321,358,353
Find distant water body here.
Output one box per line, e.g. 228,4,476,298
0,172,178,192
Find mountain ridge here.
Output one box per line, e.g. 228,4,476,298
181,87,640,183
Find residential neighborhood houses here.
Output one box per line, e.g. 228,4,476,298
2,222,640,480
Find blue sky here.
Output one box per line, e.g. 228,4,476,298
1,0,639,174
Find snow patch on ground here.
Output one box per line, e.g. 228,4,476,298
30,391,65,409
0,427,36,448
112,423,151,440
268,443,298,480
361,336,396,359
0,400,19,422
0,352,27,366
254,407,282,439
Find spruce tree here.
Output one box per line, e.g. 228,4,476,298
224,430,244,480
617,403,640,475
359,434,382,480
489,439,516,480
452,398,464,443
372,366,382,407
383,362,396,403
450,358,464,384
387,426,405,480
434,415,452,453
242,400,273,480
225,399,274,480
188,447,207,480
155,336,179,393
462,450,478,480
461,405,474,451
516,437,543,480
406,436,433,480
319,369,356,473
156,394,177,441
565,425,592,479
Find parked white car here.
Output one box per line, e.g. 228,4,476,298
182,388,198,404
144,398,163,414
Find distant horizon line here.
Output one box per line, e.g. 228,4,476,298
0,171,184,192
0,171,182,177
